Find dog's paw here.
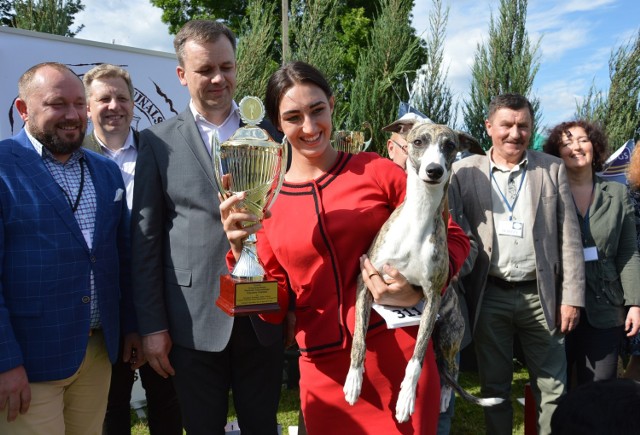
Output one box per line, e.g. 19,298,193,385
395,387,416,423
440,385,453,412
343,366,364,405
395,359,422,423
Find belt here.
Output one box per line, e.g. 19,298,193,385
487,276,536,289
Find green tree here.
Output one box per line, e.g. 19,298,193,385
235,0,280,100
149,0,380,36
575,82,606,123
8,0,84,37
333,7,371,124
288,0,347,122
349,0,422,154
1,0,12,25
410,0,456,126
462,0,541,149
149,0,248,35
576,30,640,149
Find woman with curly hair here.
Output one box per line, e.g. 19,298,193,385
544,121,640,388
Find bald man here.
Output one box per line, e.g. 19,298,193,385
0,62,136,435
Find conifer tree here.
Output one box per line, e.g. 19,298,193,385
576,30,640,149
235,0,280,100
463,0,541,149
7,0,84,36
410,0,456,127
349,0,421,154
288,0,346,122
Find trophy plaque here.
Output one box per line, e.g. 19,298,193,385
332,121,373,154
213,96,288,316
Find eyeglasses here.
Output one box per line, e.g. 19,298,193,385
390,139,408,155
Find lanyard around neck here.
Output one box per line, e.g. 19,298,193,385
60,159,85,213
491,166,527,220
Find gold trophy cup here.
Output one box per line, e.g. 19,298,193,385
332,121,373,154
213,96,288,316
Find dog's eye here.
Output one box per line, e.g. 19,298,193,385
413,139,423,148
443,140,456,153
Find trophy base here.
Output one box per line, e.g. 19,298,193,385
216,274,281,317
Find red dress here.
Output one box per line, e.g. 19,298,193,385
252,152,469,434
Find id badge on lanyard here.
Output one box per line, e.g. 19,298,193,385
492,167,526,238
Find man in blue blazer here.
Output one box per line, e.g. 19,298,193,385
0,62,136,434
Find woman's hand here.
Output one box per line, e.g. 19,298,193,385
285,311,297,349
219,192,262,261
360,255,423,307
626,306,640,337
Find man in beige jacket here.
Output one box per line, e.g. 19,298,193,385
448,93,585,435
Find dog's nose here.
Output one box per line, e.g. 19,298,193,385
426,163,444,180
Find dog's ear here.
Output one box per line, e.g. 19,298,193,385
456,130,485,156
381,119,416,136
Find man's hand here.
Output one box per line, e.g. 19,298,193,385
0,365,31,422
142,332,175,378
558,304,580,334
123,332,146,370
625,306,640,337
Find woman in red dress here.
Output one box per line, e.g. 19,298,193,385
220,61,469,434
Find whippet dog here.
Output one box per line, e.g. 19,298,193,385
343,120,502,423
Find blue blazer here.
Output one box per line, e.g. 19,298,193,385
0,129,134,382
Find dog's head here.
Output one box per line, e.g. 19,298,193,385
383,119,482,185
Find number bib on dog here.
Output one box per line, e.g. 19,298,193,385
372,300,425,329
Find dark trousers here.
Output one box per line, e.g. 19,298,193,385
474,282,566,435
170,317,284,435
566,311,623,389
103,342,182,435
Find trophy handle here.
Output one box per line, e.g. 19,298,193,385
361,121,373,151
265,136,289,212
211,131,228,199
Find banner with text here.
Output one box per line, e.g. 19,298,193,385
0,26,189,138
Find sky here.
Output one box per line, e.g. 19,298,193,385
74,0,640,134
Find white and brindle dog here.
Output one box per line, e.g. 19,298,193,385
343,119,502,423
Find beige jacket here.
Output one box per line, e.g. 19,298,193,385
448,150,585,332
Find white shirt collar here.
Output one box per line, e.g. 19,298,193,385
94,128,136,153
189,100,239,130
189,100,240,154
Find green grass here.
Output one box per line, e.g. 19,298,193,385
452,365,528,435
130,365,530,435
130,387,300,435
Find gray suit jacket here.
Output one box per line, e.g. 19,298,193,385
448,150,585,332
82,129,139,155
131,107,282,351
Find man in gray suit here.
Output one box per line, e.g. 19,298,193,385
131,20,283,435
448,93,585,435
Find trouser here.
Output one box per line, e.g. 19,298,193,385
474,281,566,435
565,311,623,389
169,317,284,435
103,337,182,435
0,330,111,435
